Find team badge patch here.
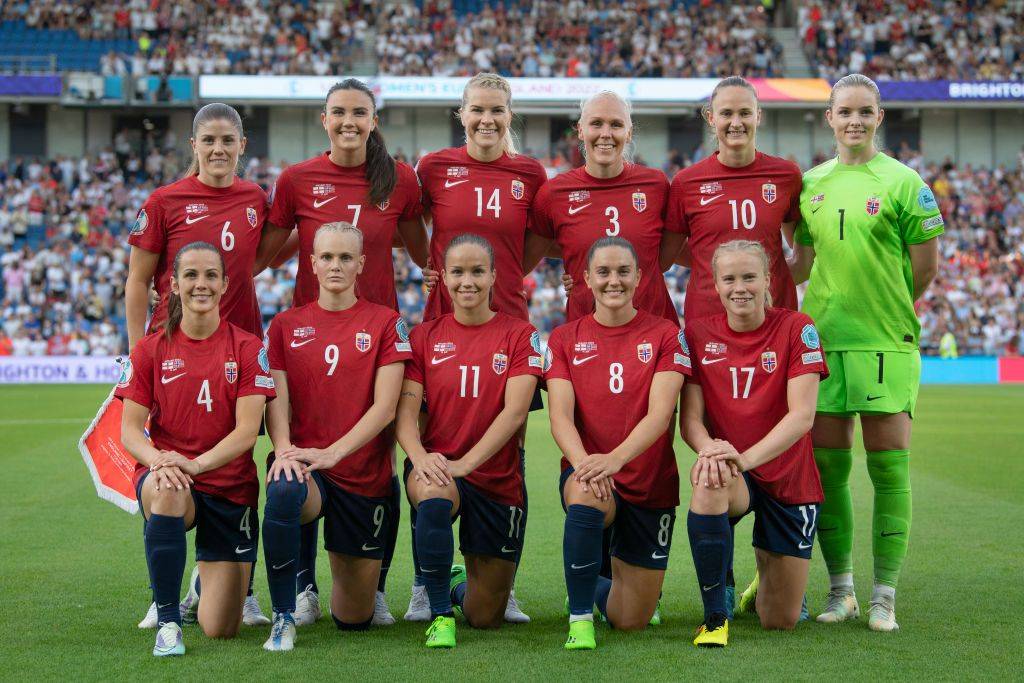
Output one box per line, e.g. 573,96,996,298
492,353,509,374
705,341,727,355
761,351,777,374
637,343,653,363
677,329,689,355
511,179,525,200
267,182,277,207
922,215,944,232
574,341,597,353
674,353,691,368
258,348,270,373
568,190,591,203
762,183,777,204
530,330,543,355
865,196,881,216
802,351,823,365
396,318,410,343
917,186,938,211
543,346,553,372
447,166,469,178
434,342,456,354
246,206,258,229
293,326,316,338
161,358,184,372
700,181,723,195
811,193,825,205
224,361,238,384
130,209,148,235
800,324,820,350
632,192,647,213
355,332,372,352
377,199,390,211
312,183,334,197
116,359,133,388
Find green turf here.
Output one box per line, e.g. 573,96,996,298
1,384,1020,680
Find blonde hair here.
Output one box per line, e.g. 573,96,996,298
577,90,635,162
828,73,882,110
460,72,518,156
711,239,773,308
313,221,363,254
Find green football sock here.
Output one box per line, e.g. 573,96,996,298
866,449,912,588
813,448,855,576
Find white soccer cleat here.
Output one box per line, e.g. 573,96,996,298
179,566,200,624
372,590,396,626
152,622,185,657
263,612,296,652
293,584,322,627
403,584,431,622
868,596,900,632
816,589,860,623
504,589,531,624
243,593,272,626
139,601,158,629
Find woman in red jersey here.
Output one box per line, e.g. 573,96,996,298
396,234,542,649
258,222,410,651
547,237,690,651
117,241,276,656
531,92,684,324
125,103,271,629
667,76,803,322
681,240,827,647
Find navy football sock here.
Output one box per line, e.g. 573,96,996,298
264,476,307,613
378,476,401,593
594,575,612,622
451,580,467,609
599,525,613,580
145,513,186,626
296,519,319,595
726,518,737,589
564,504,605,617
415,498,454,616
247,561,255,597
409,504,424,587
688,511,730,623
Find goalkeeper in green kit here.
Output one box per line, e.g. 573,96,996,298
788,75,943,632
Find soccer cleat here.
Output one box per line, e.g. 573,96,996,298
738,572,759,614
404,585,431,622
293,584,322,627
504,589,531,623
725,586,735,620
179,566,200,624
139,601,158,629
867,596,899,632
817,589,860,623
449,564,467,593
152,622,185,657
799,595,809,622
564,619,597,650
263,612,297,652
693,617,729,647
649,599,662,626
372,590,396,626
243,594,272,626
425,615,456,648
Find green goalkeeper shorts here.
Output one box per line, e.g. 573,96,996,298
817,350,921,417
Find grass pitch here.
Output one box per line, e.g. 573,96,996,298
1,384,1020,681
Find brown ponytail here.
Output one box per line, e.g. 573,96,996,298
164,241,225,340
325,79,396,207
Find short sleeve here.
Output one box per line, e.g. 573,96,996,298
683,327,702,385
127,194,166,253
664,176,689,236
896,173,944,245
115,338,156,408
786,314,828,380
404,326,426,385
397,163,424,222
784,165,802,224
266,315,285,371
654,324,691,376
413,156,433,211
238,337,277,398
509,325,544,378
793,210,813,246
378,313,413,367
543,327,570,381
528,185,556,239
267,168,296,230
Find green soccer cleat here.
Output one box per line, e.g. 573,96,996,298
425,615,456,648
450,564,467,592
738,571,760,614
649,599,662,626
564,619,596,650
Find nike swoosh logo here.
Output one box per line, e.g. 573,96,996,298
235,546,251,554
272,559,295,570
699,194,723,206
290,338,316,348
184,215,207,225
811,206,822,214
500,546,516,554
880,531,904,537
702,583,720,592
313,196,337,208
570,562,596,570
572,355,597,366
161,372,186,384
798,542,812,549
362,544,381,551
651,552,668,560
444,179,469,188
157,602,174,609
431,355,456,365
866,395,885,401
567,203,591,215
701,357,726,365
421,568,438,573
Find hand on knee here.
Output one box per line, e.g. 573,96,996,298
689,483,729,516
147,484,190,516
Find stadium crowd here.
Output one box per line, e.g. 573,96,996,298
0,148,1020,358
800,1,1024,81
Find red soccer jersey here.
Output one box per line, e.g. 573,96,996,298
684,308,827,504
405,312,543,505
266,299,411,497
115,322,276,507
129,176,266,338
531,163,679,324
268,153,423,310
416,147,548,321
545,310,691,508
667,151,802,322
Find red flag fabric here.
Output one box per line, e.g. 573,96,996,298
78,387,140,514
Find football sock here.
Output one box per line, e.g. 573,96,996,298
726,517,738,589
451,581,467,609
688,511,730,623
564,504,605,617
145,513,186,626
246,562,254,597
409,504,424,587
594,575,612,623
263,475,307,613
377,475,401,593
866,449,912,588
296,519,319,595
599,525,613,580
814,447,855,575
415,498,454,617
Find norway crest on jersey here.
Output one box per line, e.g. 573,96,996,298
377,199,390,211
246,206,258,229
492,353,508,375
760,351,777,374
866,196,881,216
224,361,238,384
637,343,653,364
762,183,777,204
355,332,372,353
511,179,524,200
632,192,647,213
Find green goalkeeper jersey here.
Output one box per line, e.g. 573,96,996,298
795,152,944,352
